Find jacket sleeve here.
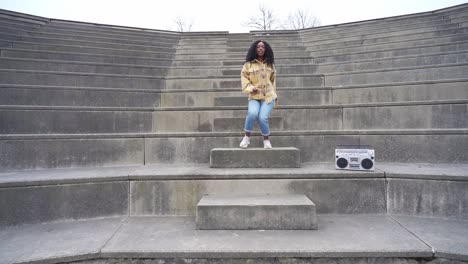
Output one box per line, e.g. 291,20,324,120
241,63,254,94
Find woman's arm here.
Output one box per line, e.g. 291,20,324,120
241,63,257,94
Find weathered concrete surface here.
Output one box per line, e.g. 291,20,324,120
210,147,300,168
0,181,129,225
101,215,431,258
196,194,317,230
0,217,126,264
129,178,386,216
393,215,468,261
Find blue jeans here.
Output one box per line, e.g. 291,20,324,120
244,99,275,136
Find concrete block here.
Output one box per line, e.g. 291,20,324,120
0,138,144,170
11,42,176,59
130,178,386,216
0,70,165,89
0,181,128,225
0,86,161,107
313,42,468,63
1,49,173,66
332,81,468,104
325,65,468,86
343,103,468,130
388,178,468,218
26,30,177,48
16,34,176,52
210,147,300,168
360,134,468,163
0,109,153,134
310,35,468,57
152,108,342,132
318,52,468,73
196,194,317,230
42,22,180,42
165,75,324,89
0,58,168,76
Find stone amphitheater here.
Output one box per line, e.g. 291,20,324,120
0,3,467,264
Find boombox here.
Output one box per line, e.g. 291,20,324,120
335,147,375,171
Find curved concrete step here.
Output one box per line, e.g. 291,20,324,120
0,69,165,89
325,63,468,86
1,48,173,66
317,51,468,73
309,34,468,57
1,129,467,169
8,40,176,59
0,57,169,76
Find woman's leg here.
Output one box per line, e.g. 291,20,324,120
240,100,260,148
258,100,275,137
244,100,261,135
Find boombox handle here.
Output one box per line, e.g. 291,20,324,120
336,144,373,149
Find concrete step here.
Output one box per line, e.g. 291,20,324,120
151,101,468,132
196,194,317,230
25,30,178,48
0,107,153,134
0,31,21,42
161,88,330,107
166,64,318,77
16,35,177,53
43,20,181,40
307,25,467,51
165,75,324,89
0,25,32,37
0,69,165,89
0,84,161,107
174,50,311,60
0,16,43,31
171,57,314,67
302,19,458,43
1,129,466,169
3,100,464,134
300,14,450,39
1,48,173,66
317,51,468,73
325,63,468,86
309,34,468,57
3,214,468,262
226,46,306,53
8,40,176,59
0,57,169,76
210,147,301,168
314,41,468,63
331,79,468,104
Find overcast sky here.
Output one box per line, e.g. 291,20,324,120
1,0,467,32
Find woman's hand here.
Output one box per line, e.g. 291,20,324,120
251,86,259,94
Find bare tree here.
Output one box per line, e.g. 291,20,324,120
242,4,279,31
174,17,193,32
283,9,321,30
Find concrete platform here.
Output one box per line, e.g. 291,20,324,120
196,194,317,230
1,214,467,263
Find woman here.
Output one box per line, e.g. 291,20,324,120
239,40,277,149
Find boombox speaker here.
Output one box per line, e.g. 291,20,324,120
335,145,375,171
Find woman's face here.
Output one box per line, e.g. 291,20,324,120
256,42,265,57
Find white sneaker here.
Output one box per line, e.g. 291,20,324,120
263,140,272,149
239,136,250,148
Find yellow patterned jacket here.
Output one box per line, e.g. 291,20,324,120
241,59,277,105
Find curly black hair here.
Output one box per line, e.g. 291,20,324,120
245,40,275,66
